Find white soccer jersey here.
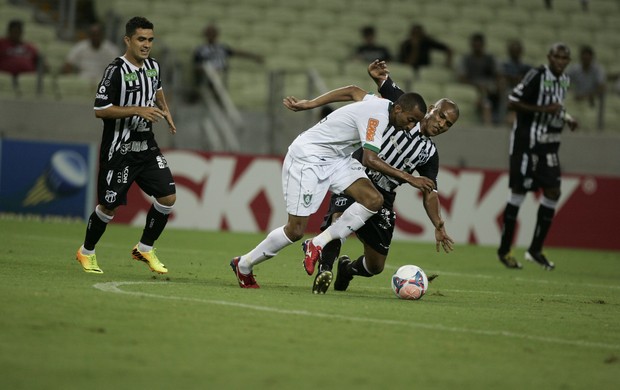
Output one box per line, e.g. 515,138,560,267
287,94,391,165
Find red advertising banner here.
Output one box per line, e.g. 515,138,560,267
114,151,620,251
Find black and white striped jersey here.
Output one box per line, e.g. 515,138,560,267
352,76,439,208
508,64,570,151
94,56,163,167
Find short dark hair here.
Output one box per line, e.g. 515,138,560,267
580,45,594,56
395,92,427,113
548,42,570,56
361,26,375,37
125,16,153,37
7,19,23,31
471,32,485,43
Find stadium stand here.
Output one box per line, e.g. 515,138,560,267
2,0,619,134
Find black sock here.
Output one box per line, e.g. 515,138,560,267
83,211,108,251
529,204,555,254
498,203,520,255
320,240,341,271
348,255,373,277
140,204,169,246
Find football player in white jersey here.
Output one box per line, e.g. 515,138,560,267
230,84,435,288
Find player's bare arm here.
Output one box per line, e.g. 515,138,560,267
361,148,435,193
155,89,176,134
423,190,454,253
283,85,367,112
95,105,166,123
367,60,389,87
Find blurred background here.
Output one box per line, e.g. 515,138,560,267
1,0,619,175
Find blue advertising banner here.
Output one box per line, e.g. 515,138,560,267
0,138,95,219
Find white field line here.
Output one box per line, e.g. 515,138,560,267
94,281,620,351
384,265,620,291
17,233,620,291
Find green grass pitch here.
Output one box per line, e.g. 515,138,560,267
1,216,619,389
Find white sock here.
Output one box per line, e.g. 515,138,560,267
238,226,293,274
80,245,95,255
313,202,376,248
138,242,153,252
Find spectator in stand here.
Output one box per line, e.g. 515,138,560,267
499,39,532,124
456,32,501,125
61,23,121,83
398,24,452,73
0,19,42,77
500,40,532,89
566,45,606,107
353,25,392,63
193,23,263,87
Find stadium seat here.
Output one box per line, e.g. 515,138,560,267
41,40,73,75
558,30,594,50
14,73,53,99
55,75,97,101
458,7,496,26
263,8,301,30
484,22,521,43
494,7,532,27
530,11,567,31
418,66,455,85
386,62,416,84
410,79,445,106
589,0,619,15
304,58,341,79
0,72,17,97
423,3,460,22
443,83,479,122
520,25,560,48
568,13,605,32
298,9,339,29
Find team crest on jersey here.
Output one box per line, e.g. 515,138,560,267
334,196,348,207
418,148,430,162
105,190,117,204
303,193,313,208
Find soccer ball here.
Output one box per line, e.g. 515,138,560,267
391,265,428,300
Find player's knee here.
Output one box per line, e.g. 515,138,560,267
366,262,385,275
362,191,383,212
283,225,304,242
157,194,176,207
543,188,561,201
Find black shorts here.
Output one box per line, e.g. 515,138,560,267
509,145,561,192
321,193,396,256
97,153,176,208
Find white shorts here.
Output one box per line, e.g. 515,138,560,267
282,153,368,217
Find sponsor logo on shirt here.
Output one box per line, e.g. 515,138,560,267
124,72,138,82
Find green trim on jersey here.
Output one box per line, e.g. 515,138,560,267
363,144,380,153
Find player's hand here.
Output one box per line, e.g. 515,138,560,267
565,113,578,131
164,112,177,134
408,175,435,193
138,106,166,123
435,226,454,253
367,60,389,81
283,96,312,111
